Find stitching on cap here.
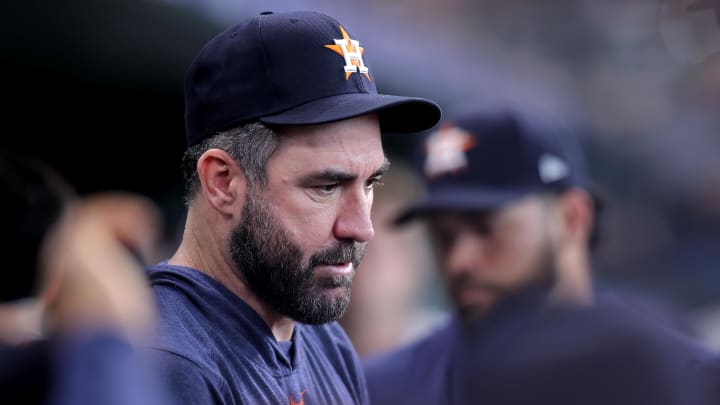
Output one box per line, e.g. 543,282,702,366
256,15,278,109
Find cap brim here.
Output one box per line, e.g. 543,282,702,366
259,93,441,133
393,188,534,226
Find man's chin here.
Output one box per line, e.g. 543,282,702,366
457,305,492,324
291,293,351,325
314,282,352,304
453,288,497,316
455,294,498,323
317,273,353,288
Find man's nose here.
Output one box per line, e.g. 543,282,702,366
333,190,374,243
444,230,486,276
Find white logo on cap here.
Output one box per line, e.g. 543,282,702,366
538,154,569,183
324,25,370,80
424,125,476,178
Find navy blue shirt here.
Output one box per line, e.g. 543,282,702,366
147,263,368,405
364,290,717,405
452,299,717,405
51,331,170,405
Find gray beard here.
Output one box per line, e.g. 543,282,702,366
228,188,365,324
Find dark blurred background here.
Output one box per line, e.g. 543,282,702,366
3,0,720,347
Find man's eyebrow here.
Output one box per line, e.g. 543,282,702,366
303,157,391,183
305,170,357,183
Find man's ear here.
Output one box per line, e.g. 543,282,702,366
558,188,594,246
196,149,246,216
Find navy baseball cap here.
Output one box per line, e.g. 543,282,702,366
185,11,442,146
395,108,591,224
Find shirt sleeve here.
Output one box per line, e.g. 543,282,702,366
49,330,171,405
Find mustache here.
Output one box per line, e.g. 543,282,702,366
308,242,366,269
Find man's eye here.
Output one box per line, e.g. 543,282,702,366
315,184,338,195
365,177,384,190
428,227,456,252
469,216,493,236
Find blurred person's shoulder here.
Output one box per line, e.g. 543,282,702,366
595,287,699,337
363,317,458,405
453,295,717,405
363,316,457,368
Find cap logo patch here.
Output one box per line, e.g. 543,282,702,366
324,25,371,80
538,154,569,183
424,124,476,178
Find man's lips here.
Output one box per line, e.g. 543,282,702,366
315,262,354,276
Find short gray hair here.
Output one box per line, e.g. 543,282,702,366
182,122,280,204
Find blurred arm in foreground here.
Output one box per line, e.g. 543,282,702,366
0,154,169,405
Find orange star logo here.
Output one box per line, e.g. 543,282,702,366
424,123,476,178
324,25,371,80
289,390,305,405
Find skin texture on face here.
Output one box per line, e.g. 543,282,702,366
427,195,560,322
231,114,387,325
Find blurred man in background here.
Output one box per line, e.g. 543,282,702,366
363,106,717,405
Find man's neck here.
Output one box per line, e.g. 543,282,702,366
550,245,594,307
